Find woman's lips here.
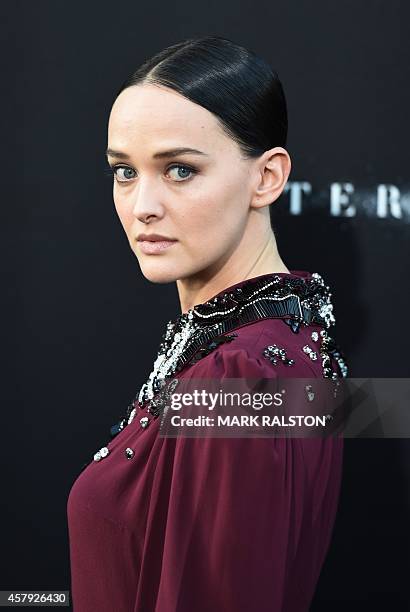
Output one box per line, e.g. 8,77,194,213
137,240,178,255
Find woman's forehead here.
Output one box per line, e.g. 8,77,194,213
110,84,213,130
108,85,234,156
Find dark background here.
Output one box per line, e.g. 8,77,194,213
3,0,409,609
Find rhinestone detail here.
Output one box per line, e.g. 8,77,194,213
93,446,109,462
140,417,149,429
318,329,349,378
263,344,295,366
125,447,134,460
302,345,318,360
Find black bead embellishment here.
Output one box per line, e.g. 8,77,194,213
188,333,238,366
146,378,180,418
283,318,301,333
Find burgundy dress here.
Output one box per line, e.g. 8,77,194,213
67,271,348,612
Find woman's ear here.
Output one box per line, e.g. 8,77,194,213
250,147,292,209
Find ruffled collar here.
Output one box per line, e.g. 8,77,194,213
170,269,334,330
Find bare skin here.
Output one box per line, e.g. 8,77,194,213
107,83,292,314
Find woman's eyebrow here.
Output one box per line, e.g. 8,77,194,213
105,147,209,160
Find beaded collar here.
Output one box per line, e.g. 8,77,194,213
110,270,338,437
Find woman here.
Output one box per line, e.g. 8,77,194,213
67,35,348,611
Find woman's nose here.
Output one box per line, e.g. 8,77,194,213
131,180,165,222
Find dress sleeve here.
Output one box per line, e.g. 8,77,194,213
148,348,343,612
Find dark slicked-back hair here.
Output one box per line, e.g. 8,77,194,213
116,35,288,159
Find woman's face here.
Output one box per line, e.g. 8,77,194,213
107,83,259,284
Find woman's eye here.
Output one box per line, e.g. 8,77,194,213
112,166,136,183
166,164,197,182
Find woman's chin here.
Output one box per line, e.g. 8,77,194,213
137,260,182,285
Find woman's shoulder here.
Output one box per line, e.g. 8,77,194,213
181,318,334,379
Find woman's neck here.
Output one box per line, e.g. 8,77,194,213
177,231,289,314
